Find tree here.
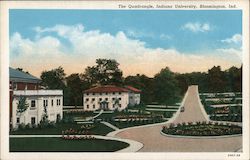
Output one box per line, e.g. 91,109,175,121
207,66,227,92
124,74,154,104
66,74,86,107
17,96,29,113
153,67,180,105
226,66,242,92
175,73,189,96
81,59,123,86
40,66,66,89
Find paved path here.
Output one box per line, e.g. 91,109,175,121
112,85,242,152
101,121,120,131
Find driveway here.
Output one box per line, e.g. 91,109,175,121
113,85,242,152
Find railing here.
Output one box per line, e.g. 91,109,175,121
13,90,63,96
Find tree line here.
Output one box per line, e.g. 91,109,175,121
38,59,242,107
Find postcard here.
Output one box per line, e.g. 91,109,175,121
0,0,249,160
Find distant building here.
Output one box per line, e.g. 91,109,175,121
83,85,141,111
9,67,63,129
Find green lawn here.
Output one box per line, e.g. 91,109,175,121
10,137,129,152
10,122,114,136
111,119,166,129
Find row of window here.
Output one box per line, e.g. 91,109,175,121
16,114,61,124
86,92,122,96
11,83,37,90
30,99,61,108
16,117,35,124
85,104,122,109
85,97,122,102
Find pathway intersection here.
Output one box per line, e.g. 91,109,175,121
109,85,242,152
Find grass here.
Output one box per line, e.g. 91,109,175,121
10,122,114,136
110,119,166,129
10,137,129,152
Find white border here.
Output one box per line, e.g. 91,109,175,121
0,1,249,160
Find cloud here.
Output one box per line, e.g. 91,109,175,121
221,34,242,44
181,22,211,33
10,24,241,77
159,34,171,40
216,48,242,62
125,29,155,39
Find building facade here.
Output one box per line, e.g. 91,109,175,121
9,67,63,129
83,85,141,111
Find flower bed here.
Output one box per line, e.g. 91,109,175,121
62,135,96,140
210,115,242,122
162,122,242,136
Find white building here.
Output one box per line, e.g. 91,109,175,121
12,90,63,129
9,67,63,129
83,85,141,111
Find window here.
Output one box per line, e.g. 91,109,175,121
119,98,121,100
105,98,108,101
31,100,36,108
105,92,108,95
51,99,54,106
112,98,115,100
93,104,95,109
86,93,89,95
100,93,102,95
86,98,89,102
92,98,95,101
87,105,89,109
92,93,95,95
16,117,20,123
113,104,115,108
119,104,122,108
43,100,48,107
99,98,102,101
14,83,17,90
112,92,115,95
58,99,61,105
31,117,36,125
119,92,121,95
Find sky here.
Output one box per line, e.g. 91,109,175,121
10,10,242,77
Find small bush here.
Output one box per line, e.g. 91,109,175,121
18,123,26,130
25,123,32,129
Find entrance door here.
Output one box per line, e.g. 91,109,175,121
100,101,108,110
31,117,36,125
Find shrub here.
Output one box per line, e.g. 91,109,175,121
25,123,32,129
32,124,37,128
18,123,26,130
162,123,242,136
48,121,56,128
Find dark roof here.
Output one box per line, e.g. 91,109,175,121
125,86,141,93
83,85,141,94
9,67,41,83
84,85,130,93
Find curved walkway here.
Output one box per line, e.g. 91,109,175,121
111,85,242,152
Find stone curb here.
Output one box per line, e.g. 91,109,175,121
160,131,242,139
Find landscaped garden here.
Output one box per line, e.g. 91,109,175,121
200,92,242,122
162,121,242,136
10,122,114,136
10,137,129,152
